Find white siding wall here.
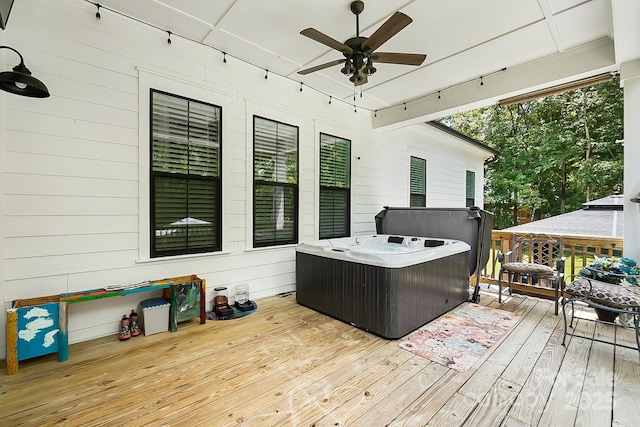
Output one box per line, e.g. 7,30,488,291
0,0,492,357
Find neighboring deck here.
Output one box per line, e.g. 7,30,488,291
1,289,639,426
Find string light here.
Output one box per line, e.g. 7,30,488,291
480,76,484,86
265,70,268,80
167,31,172,45
354,104,356,113
438,91,441,99
329,96,332,104
374,110,377,117
300,82,303,92
404,102,407,111
223,52,227,63
95,3,101,20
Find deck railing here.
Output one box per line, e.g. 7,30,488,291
478,230,624,286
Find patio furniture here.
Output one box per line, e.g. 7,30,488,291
497,233,565,314
561,277,640,354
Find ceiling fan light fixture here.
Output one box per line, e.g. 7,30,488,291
341,60,355,75
349,72,365,85
364,63,376,76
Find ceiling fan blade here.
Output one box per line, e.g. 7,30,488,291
297,59,346,75
300,28,353,54
361,12,412,52
371,52,426,66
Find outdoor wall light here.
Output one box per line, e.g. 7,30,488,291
631,192,640,203
0,45,50,98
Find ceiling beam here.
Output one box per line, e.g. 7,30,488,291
372,37,616,131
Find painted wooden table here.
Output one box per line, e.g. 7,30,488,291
6,275,206,375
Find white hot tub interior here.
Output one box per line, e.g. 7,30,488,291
296,235,470,268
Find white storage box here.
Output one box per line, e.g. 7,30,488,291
139,298,170,336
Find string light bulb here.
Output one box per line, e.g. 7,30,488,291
223,52,227,63
265,70,268,80
167,31,172,45
95,3,101,20
480,76,484,86
438,91,441,99
300,82,303,92
404,102,407,111
329,96,332,104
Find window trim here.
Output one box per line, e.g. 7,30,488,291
149,88,223,258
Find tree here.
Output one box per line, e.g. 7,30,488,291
441,77,623,229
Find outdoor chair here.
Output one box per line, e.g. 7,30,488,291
497,233,565,314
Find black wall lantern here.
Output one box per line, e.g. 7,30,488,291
0,45,50,97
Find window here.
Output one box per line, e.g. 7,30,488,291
253,116,298,247
410,156,426,207
150,90,222,257
320,133,351,239
466,170,476,207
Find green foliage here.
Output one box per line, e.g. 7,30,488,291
441,77,623,229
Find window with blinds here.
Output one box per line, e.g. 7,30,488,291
319,133,351,239
253,116,298,247
150,90,222,257
466,170,476,207
410,156,426,207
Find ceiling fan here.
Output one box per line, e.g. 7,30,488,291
298,1,426,86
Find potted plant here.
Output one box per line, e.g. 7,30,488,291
579,256,639,322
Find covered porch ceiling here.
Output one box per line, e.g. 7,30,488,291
92,0,639,130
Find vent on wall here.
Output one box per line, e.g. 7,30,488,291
0,0,15,30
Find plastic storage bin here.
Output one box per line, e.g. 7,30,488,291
139,298,170,336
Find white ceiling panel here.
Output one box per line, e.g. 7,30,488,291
156,0,236,28
97,0,213,42
553,0,613,48
547,0,596,14
401,0,545,64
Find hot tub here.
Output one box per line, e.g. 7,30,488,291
295,235,470,339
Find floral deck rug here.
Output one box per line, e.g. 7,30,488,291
398,303,522,372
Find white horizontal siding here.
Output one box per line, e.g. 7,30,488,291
5,215,138,238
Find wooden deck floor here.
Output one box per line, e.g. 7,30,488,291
1,289,639,426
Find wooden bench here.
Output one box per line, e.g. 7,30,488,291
6,275,206,374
